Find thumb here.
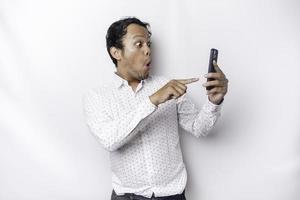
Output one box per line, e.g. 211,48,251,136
213,60,223,73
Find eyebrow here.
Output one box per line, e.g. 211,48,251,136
132,35,149,40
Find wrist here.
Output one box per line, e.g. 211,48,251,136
209,97,224,105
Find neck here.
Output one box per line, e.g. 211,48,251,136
115,67,140,89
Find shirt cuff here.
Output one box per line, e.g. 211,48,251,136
203,97,223,113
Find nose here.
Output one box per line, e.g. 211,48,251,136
144,45,151,56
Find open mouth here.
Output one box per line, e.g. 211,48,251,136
145,61,151,68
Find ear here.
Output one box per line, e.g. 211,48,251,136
109,47,122,61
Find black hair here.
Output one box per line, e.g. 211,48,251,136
106,17,151,67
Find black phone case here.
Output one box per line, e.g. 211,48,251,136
206,48,218,90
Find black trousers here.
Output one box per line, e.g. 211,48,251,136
111,190,186,200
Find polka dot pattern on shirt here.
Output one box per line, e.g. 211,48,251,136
83,73,222,198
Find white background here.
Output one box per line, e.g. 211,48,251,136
1,0,300,199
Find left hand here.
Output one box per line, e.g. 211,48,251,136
202,61,228,105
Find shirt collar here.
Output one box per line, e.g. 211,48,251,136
113,71,152,89
113,72,126,88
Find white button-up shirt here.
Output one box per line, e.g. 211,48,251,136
83,73,222,198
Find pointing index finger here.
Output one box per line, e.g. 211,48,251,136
176,78,199,85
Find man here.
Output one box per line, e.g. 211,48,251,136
84,17,228,200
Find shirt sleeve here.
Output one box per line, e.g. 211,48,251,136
83,89,157,152
176,94,222,137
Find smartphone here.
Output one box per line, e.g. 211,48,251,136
206,48,218,90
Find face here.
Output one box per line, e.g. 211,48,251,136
117,24,152,82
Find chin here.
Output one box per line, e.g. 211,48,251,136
137,71,149,80
140,73,149,80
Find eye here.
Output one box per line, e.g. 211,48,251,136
147,41,152,47
135,41,143,48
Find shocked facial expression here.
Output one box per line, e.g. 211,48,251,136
118,23,152,81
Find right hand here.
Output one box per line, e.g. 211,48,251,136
149,78,199,106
